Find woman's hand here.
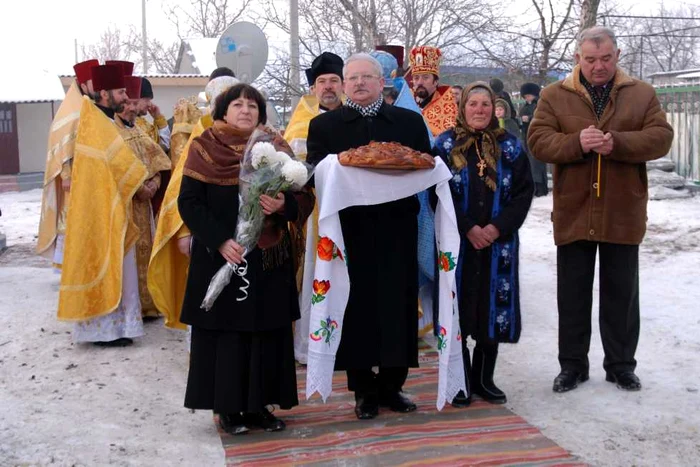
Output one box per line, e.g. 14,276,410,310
260,193,285,215
177,236,192,257
482,224,500,243
467,226,492,250
218,239,245,264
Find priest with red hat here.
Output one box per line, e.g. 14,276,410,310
115,75,172,320
91,63,129,120
56,59,151,347
37,58,99,270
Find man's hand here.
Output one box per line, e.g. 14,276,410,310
466,226,491,250
136,184,156,201
148,103,162,119
580,125,606,153
218,239,245,264
521,115,529,123
177,236,192,257
61,178,71,192
597,132,614,156
482,224,500,243
260,193,285,215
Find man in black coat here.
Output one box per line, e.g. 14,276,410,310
307,53,432,420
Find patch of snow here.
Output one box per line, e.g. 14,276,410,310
1,190,699,465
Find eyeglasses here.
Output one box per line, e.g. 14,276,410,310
346,74,380,83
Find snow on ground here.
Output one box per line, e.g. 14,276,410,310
1,188,699,466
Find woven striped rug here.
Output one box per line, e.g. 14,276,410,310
221,345,583,466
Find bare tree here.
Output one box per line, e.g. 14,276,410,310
166,0,253,38
614,5,700,79
579,0,601,30
80,26,130,63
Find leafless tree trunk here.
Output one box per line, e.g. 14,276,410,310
579,0,600,31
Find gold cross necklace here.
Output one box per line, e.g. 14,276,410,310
474,139,487,177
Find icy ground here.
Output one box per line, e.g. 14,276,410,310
1,189,699,466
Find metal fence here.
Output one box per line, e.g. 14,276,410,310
656,85,700,182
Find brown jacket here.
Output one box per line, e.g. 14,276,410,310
528,66,673,246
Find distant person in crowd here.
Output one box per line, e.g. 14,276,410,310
433,82,533,407
450,85,463,106
519,82,548,197
489,78,516,117
528,26,674,393
495,98,521,138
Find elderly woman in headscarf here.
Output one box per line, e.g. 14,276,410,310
178,83,315,435
433,82,533,407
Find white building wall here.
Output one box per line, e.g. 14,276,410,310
17,102,55,173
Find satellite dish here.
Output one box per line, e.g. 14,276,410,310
216,21,268,84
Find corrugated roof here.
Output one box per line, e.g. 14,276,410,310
675,71,700,80
0,69,65,103
647,68,700,78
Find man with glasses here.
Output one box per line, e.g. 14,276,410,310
307,53,432,420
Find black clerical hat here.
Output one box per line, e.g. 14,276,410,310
305,52,344,86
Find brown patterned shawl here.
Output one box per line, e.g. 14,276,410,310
451,82,506,192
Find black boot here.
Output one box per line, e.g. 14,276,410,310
472,343,507,404
452,338,472,408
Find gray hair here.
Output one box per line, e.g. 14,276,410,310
343,53,383,78
576,26,618,53
467,87,492,100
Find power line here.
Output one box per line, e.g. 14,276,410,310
600,14,700,21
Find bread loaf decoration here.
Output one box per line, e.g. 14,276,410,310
338,141,435,170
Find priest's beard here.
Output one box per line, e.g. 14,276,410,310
108,91,125,113
414,85,430,99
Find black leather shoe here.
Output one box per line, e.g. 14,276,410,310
451,390,472,408
94,337,133,347
245,407,286,432
379,392,417,413
606,371,642,391
219,413,249,435
354,394,379,420
552,369,589,393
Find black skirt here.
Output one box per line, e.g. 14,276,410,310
184,325,298,413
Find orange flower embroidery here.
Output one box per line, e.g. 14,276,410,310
317,237,335,261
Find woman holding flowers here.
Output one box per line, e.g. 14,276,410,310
433,82,533,408
178,83,314,434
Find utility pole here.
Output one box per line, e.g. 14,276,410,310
74,38,79,63
290,0,301,111
142,0,148,73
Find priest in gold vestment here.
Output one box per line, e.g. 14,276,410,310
116,76,172,319
36,59,99,268
58,64,149,347
147,76,238,330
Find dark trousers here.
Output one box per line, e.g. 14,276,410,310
557,241,640,374
346,367,408,396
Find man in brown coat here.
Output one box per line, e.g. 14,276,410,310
528,26,673,393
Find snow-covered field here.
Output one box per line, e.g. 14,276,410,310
1,188,699,466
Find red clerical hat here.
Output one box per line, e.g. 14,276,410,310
105,60,135,76
124,76,142,100
73,59,99,85
91,65,126,92
376,45,405,69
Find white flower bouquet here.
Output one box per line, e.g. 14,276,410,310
201,128,313,310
